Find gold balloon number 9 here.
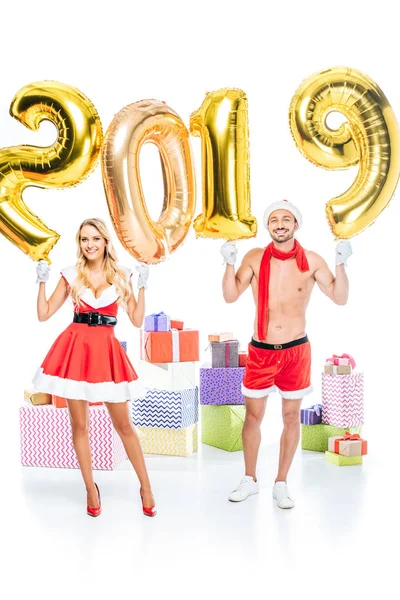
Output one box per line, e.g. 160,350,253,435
0,81,103,262
289,67,400,239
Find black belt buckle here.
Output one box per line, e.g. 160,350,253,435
88,311,101,326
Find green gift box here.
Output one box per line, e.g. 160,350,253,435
201,405,245,452
302,424,362,452
325,451,362,466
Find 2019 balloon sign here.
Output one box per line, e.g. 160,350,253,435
0,68,399,264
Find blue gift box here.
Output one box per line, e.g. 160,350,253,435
120,341,127,352
144,312,171,332
300,404,322,425
131,387,198,429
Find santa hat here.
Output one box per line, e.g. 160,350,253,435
263,200,302,229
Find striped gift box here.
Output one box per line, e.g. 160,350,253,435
300,404,322,425
132,387,199,429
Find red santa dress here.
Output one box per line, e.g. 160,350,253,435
32,265,144,403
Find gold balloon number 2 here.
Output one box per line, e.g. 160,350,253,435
289,67,400,239
0,81,103,262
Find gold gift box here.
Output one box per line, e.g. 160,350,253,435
324,364,352,375
24,390,52,406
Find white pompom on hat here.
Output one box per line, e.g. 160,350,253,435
263,200,302,229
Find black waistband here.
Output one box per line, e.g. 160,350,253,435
251,335,309,351
73,312,117,327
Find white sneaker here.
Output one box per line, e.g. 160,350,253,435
228,476,259,502
273,481,295,509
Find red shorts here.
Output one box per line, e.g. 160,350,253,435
242,336,312,399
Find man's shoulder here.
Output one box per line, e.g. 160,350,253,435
242,247,265,263
304,249,326,271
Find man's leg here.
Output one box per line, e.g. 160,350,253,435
243,395,268,480
275,397,302,483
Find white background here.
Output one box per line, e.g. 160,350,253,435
1,1,398,598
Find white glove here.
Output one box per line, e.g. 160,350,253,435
36,260,50,283
335,240,353,267
220,242,238,265
135,262,149,290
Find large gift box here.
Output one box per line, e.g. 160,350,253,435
20,405,127,469
200,367,245,405
144,312,171,332
201,405,245,452
137,424,198,456
137,360,197,391
321,372,364,427
328,432,368,457
325,451,362,466
132,387,198,429
141,329,199,363
300,404,322,425
211,340,239,368
301,424,362,452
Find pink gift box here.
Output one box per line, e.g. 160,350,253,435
20,405,127,470
321,372,364,428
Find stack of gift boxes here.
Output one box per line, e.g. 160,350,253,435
301,353,367,466
200,333,247,452
20,342,129,470
134,312,199,456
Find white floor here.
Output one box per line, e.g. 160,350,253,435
2,429,397,600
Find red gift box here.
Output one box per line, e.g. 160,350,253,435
333,431,368,456
171,319,184,330
238,352,247,367
141,329,199,363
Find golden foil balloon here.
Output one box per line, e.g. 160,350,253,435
0,81,103,262
289,67,400,239
190,88,257,240
102,100,196,264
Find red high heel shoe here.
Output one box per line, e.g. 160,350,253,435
87,483,101,517
140,490,157,517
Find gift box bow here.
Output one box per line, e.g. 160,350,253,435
326,353,356,369
308,404,322,416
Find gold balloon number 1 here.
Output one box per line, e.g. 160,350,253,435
0,81,103,262
289,67,400,239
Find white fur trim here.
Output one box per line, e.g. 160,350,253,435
263,200,302,229
32,368,145,403
241,384,277,398
278,385,313,400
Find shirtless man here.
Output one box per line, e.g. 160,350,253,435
221,200,352,509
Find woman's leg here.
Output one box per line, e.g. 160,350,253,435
67,399,99,509
105,401,154,508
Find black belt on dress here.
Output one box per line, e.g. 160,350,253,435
251,335,309,350
73,312,117,327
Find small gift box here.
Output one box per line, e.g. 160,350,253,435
211,340,239,368
171,319,184,330
324,364,352,375
238,352,248,367
300,404,322,425
120,340,127,352
144,312,171,332
325,451,362,466
208,332,233,342
24,390,52,406
328,431,368,457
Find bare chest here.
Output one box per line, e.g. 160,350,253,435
251,256,314,306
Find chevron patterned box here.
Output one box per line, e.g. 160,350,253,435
19,405,127,470
132,387,199,429
321,373,364,427
137,424,198,456
137,360,197,391
200,367,245,405
301,424,362,452
201,405,245,452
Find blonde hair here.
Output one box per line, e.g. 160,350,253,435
70,218,131,309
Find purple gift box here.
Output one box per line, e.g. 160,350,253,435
120,341,127,352
200,367,245,405
300,404,322,425
144,312,171,332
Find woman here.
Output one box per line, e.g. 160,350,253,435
33,217,156,518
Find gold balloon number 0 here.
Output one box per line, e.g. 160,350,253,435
289,67,400,239
0,81,103,262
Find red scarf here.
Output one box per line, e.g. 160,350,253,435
257,240,309,340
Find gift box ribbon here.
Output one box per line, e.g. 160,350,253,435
310,404,322,416
333,431,364,453
326,353,356,368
